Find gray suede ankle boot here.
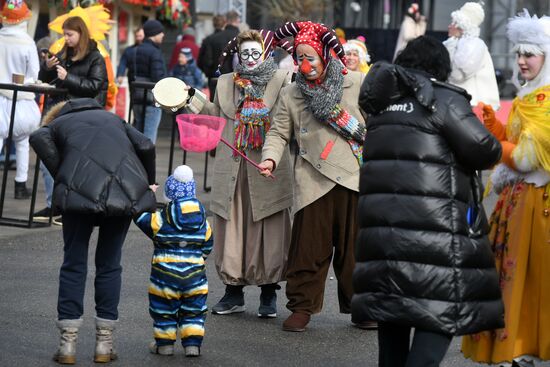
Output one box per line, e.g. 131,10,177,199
94,317,118,363
53,318,83,365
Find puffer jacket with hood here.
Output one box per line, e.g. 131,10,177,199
351,61,504,335
29,98,156,217
134,197,213,258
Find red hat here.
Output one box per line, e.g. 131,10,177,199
274,21,347,73
217,29,293,72
1,0,32,25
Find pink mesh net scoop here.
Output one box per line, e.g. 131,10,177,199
175,114,275,179
176,114,226,152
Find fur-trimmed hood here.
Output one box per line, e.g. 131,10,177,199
41,98,102,126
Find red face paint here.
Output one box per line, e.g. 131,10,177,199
300,58,312,74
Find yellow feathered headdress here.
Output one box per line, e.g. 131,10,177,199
48,5,112,41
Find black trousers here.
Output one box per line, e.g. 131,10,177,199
58,213,131,320
378,323,453,367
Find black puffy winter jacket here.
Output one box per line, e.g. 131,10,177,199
39,41,108,106
29,98,157,217
351,62,504,336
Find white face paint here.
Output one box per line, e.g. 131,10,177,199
239,40,264,70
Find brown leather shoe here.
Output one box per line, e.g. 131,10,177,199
352,320,378,330
282,312,310,332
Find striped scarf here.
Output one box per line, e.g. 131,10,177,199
233,57,277,153
296,58,365,164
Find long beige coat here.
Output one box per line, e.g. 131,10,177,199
262,71,366,213
200,69,294,221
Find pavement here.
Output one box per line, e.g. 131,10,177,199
0,126,548,366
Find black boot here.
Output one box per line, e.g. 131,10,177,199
14,181,31,199
258,283,280,318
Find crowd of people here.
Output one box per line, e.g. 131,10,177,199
0,0,549,366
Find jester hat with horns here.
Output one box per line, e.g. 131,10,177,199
274,21,348,74
216,29,294,73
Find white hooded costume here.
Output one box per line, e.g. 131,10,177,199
443,2,500,110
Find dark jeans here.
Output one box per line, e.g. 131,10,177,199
378,323,453,367
58,213,132,320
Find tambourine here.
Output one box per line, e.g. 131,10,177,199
152,77,189,112
152,77,209,114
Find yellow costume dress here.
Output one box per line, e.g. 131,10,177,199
462,86,550,363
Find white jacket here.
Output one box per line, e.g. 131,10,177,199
393,16,427,61
0,22,39,100
444,36,500,109
0,22,41,139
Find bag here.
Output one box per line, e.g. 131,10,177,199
467,171,490,237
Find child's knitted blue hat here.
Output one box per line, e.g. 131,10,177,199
164,165,196,200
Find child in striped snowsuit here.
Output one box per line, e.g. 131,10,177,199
134,165,212,357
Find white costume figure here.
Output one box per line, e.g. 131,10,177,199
393,3,427,60
0,1,41,198
444,2,500,109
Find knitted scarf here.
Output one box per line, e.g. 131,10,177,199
296,58,366,164
233,57,277,153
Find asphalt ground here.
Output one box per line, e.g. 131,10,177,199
1,128,548,366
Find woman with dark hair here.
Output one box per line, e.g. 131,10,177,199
352,36,504,366
39,16,108,106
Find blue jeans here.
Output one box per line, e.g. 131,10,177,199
58,213,132,320
39,161,54,208
133,105,162,144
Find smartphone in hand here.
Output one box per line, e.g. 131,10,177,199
40,48,54,58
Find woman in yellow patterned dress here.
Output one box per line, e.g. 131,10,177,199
462,10,550,367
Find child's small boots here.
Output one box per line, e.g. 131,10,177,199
149,341,175,356
94,317,118,363
185,346,200,357
53,318,83,365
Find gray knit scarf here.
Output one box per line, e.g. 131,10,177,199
295,58,344,121
296,58,366,163
234,57,277,98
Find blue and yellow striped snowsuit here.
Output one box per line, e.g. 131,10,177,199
135,197,212,347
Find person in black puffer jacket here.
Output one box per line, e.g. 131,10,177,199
352,36,504,367
34,16,108,225
29,98,157,364
39,16,108,106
